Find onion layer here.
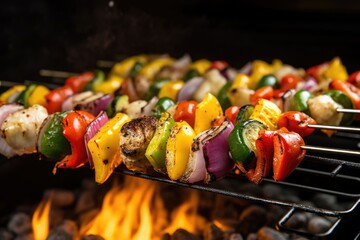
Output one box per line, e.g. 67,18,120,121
84,111,109,168
180,119,235,184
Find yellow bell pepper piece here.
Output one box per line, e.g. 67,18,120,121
249,59,282,89
189,59,212,75
249,98,281,130
110,55,147,77
227,74,254,107
28,85,50,107
87,113,131,184
322,57,348,81
93,75,124,95
0,85,26,102
138,58,175,81
158,80,184,101
166,121,196,180
194,93,223,134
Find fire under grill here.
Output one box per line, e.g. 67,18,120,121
1,69,360,239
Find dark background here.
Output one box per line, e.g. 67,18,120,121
1,0,360,82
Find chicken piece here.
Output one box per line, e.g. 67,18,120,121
1,104,48,155
308,95,343,137
120,116,158,173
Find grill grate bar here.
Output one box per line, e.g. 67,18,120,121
114,167,358,217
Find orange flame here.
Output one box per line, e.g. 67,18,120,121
80,176,207,239
32,196,52,240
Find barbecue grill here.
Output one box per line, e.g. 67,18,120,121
1,0,360,239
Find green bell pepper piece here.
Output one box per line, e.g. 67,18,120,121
145,112,175,174
152,97,176,119
290,90,314,114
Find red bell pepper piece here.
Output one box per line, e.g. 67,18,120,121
53,111,95,173
347,70,360,88
278,111,317,137
273,128,306,181
65,72,94,93
246,129,275,184
45,85,74,114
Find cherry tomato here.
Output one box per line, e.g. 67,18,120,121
174,100,198,128
250,86,274,105
65,72,94,93
45,85,74,114
225,106,240,125
280,74,301,91
278,111,317,137
210,60,229,71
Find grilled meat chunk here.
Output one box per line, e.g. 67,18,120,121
120,116,158,173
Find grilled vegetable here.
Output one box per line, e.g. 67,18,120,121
37,111,72,162
53,111,95,173
278,111,317,137
0,85,26,103
152,97,176,119
65,72,94,93
289,90,314,114
194,93,223,134
229,119,267,167
45,85,74,114
88,112,130,184
249,98,281,131
181,119,234,184
166,121,196,180
256,74,279,90
120,116,158,173
273,128,306,181
235,104,254,125
158,80,184,101
174,100,198,128
145,112,175,174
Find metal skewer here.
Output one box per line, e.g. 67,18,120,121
308,124,360,132
39,69,78,78
301,145,360,156
337,108,360,114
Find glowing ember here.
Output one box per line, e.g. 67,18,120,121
32,196,52,240
80,176,207,239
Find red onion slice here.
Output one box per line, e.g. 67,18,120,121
75,93,113,116
180,119,235,184
62,91,94,112
180,133,208,183
202,120,235,183
0,104,24,158
177,77,203,102
301,76,318,91
84,111,109,168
